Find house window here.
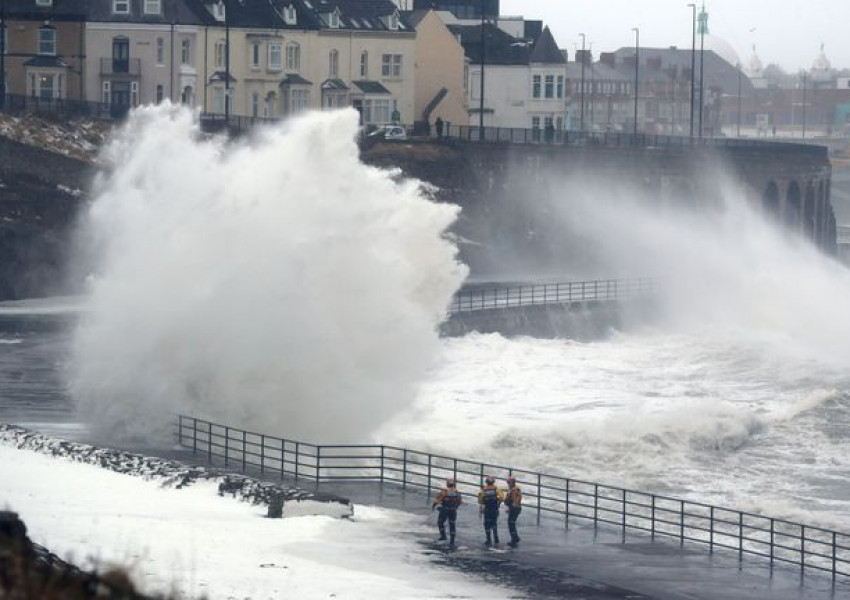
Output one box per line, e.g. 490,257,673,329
113,0,130,14
388,13,399,30
329,49,339,78
251,91,259,117
212,87,225,113
290,88,309,113
362,98,392,124
268,43,282,70
131,81,139,106
557,75,564,99
471,70,481,100
38,27,56,56
156,84,164,103
532,75,541,98
360,51,368,78
284,5,297,25
36,0,53,5
381,54,402,78
181,39,191,65
264,91,277,117
328,11,340,29
545,75,554,99
102,81,111,104
144,0,161,14
250,43,260,68
286,43,300,71
215,41,226,68
33,73,59,99
156,37,165,65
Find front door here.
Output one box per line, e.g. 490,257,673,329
111,81,130,117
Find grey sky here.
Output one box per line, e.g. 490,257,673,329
500,1,847,72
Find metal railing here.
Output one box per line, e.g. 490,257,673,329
177,415,850,581
440,123,828,158
448,278,655,314
0,93,116,120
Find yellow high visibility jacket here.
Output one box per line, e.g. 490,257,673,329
478,485,504,508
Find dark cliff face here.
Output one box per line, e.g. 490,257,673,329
0,137,94,300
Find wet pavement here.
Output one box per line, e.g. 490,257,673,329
293,479,850,600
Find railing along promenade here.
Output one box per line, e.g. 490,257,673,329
448,277,655,314
177,415,850,582
0,93,824,159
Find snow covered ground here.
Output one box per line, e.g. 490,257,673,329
0,439,507,599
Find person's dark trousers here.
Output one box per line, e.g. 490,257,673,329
483,507,500,544
508,506,522,544
437,508,457,543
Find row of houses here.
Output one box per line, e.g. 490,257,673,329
0,0,602,133
4,0,846,136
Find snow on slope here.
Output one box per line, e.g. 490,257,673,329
0,440,507,599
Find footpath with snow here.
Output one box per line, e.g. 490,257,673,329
0,425,509,600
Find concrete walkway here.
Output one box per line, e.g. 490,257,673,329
296,479,848,600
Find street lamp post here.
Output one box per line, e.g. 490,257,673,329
632,27,639,136
0,0,6,109
579,33,585,132
224,0,230,125
737,63,742,137
697,3,706,138
801,70,807,139
479,0,486,141
687,3,696,138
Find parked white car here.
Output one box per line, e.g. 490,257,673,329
368,125,407,141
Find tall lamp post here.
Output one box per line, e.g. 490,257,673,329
0,0,6,109
579,33,586,132
224,0,230,124
632,27,639,136
697,3,707,138
687,3,696,138
801,70,807,139
478,0,486,141
736,62,742,137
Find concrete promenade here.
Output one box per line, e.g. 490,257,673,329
294,479,848,600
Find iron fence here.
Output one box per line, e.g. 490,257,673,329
448,278,655,314
177,415,850,581
441,124,828,157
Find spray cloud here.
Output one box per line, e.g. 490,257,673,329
71,105,467,444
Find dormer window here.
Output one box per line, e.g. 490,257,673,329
113,0,130,14
211,1,225,22
144,0,161,15
35,0,53,6
387,11,399,31
284,5,297,26
326,9,340,29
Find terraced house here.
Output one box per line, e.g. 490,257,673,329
1,0,87,102
198,0,415,124
85,0,211,116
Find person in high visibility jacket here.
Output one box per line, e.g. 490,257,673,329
504,476,522,546
478,476,505,545
432,478,462,545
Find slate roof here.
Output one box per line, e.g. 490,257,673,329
450,23,534,66
87,0,213,25
208,70,236,83
23,56,70,68
352,80,391,94
322,78,349,90
529,27,565,65
281,73,313,86
3,0,86,21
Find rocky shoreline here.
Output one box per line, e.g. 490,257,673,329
0,423,353,517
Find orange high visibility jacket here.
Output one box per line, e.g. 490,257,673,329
505,486,522,508
433,488,463,510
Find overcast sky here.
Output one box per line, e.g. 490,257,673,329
499,0,847,72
